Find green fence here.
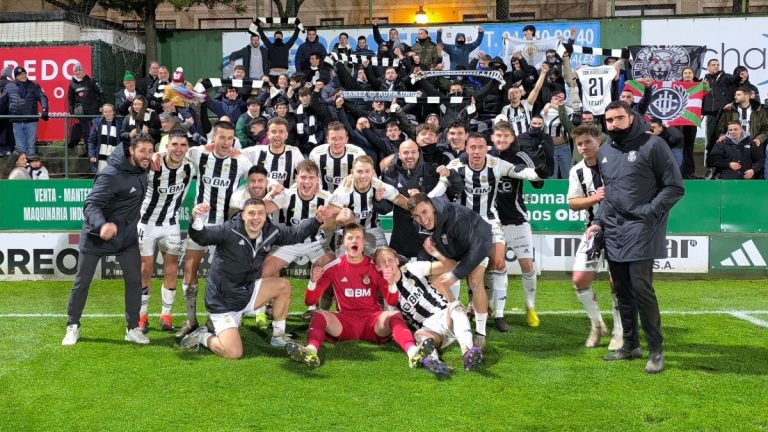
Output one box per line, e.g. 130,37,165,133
1,179,765,233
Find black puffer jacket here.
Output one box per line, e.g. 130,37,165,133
68,74,103,115
80,143,148,255
709,134,764,180
0,79,49,122
190,214,321,313
594,113,685,262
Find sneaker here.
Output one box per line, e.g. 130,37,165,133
603,347,642,361
421,356,452,376
463,346,483,371
526,308,540,327
62,324,80,346
473,333,486,350
608,334,624,351
179,326,210,351
138,314,149,334
585,321,608,348
125,327,150,345
174,319,199,339
645,352,665,374
493,317,511,333
270,333,296,347
286,342,320,367
253,312,269,330
408,338,436,369
159,313,174,332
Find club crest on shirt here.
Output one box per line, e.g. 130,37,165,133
362,275,371,285
404,278,415,288
441,234,449,245
628,151,637,162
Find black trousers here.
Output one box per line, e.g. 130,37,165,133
681,125,698,177
607,259,663,353
67,247,142,329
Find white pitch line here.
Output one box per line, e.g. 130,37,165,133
728,312,768,328
3,310,768,318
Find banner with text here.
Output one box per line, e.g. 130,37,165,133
0,46,92,141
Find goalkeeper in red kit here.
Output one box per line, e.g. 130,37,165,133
285,223,437,371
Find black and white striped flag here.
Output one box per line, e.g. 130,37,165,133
557,43,630,60
248,16,305,37
194,78,267,93
325,52,400,68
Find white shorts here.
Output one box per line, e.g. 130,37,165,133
184,231,214,253
502,223,534,260
269,240,331,264
138,223,182,256
573,233,602,272
420,308,456,349
208,279,262,335
490,220,505,245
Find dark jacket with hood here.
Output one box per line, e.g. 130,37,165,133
80,143,148,255
709,133,764,180
422,196,492,280
295,38,328,77
190,214,321,314
702,71,739,115
594,113,684,262
68,74,103,115
382,154,462,258
436,30,484,69
715,99,768,145
258,26,301,70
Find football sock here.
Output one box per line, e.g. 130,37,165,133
575,286,602,325
306,313,327,351
493,271,508,318
522,270,537,310
450,303,474,353
272,320,286,337
161,287,175,314
475,312,488,336
388,314,416,353
612,294,623,336
484,271,493,310
182,284,198,322
201,332,211,348
140,287,150,316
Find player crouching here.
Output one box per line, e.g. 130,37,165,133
285,223,435,372
373,245,483,375
179,198,327,359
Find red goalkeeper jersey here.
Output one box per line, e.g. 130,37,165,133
306,256,397,314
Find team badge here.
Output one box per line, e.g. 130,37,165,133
648,84,688,123
404,278,415,288
441,234,449,245
363,275,370,285
628,151,637,162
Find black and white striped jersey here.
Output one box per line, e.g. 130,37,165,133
329,178,399,230
242,144,304,188
187,146,252,225
567,159,603,228
576,66,617,116
493,149,538,226
139,158,194,227
309,144,366,192
446,154,514,222
541,105,573,139
269,184,331,243
394,262,448,330
500,100,533,136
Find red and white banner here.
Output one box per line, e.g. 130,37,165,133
0,46,92,141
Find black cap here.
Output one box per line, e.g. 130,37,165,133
523,25,536,34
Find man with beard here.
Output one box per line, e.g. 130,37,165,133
295,27,328,78
586,101,684,374
257,26,301,82
62,133,155,346
436,27,484,69
228,34,269,80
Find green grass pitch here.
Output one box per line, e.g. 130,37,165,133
1,278,767,431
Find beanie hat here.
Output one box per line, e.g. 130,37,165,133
73,62,83,73
172,67,185,83
124,70,135,81
1,66,12,79
13,66,26,78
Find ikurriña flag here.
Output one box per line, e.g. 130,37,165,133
627,45,707,81
624,80,711,127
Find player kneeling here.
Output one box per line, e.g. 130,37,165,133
373,244,483,375
179,198,327,359
285,223,435,372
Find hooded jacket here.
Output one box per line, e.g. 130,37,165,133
190,213,321,313
715,99,768,145
80,143,148,255
295,37,328,77
258,26,301,70
436,31,484,69
594,113,685,262
709,133,764,180
422,196,492,279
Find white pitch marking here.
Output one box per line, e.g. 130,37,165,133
728,312,768,328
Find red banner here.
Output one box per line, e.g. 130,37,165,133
1,46,92,141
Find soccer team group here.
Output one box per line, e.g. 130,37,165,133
56,23,683,374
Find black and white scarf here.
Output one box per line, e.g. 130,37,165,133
295,104,318,144
324,52,400,68
248,17,305,37
97,117,120,171
557,43,630,59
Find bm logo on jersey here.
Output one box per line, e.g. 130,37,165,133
202,176,231,188
345,288,371,297
467,186,492,195
270,172,288,181
158,184,185,194
325,175,342,185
